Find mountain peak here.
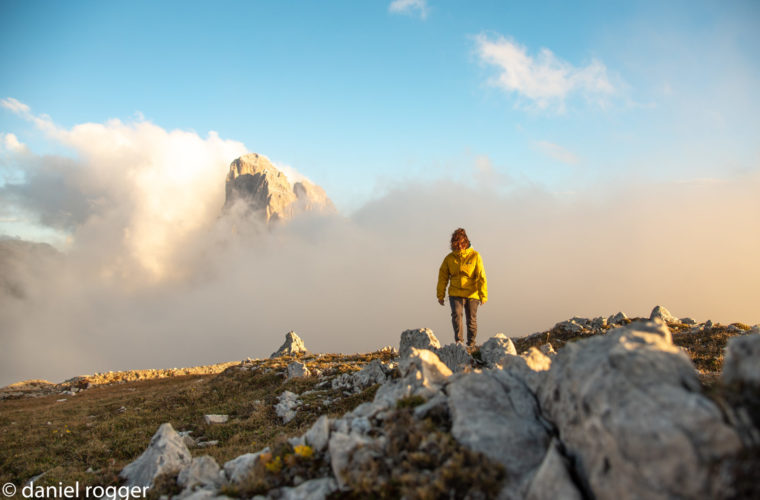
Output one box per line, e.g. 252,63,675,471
224,154,334,222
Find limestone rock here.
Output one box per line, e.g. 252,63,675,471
448,370,550,496
329,432,375,489
287,361,311,379
399,328,441,358
331,359,388,393
479,333,517,367
203,414,228,425
119,423,192,488
607,311,628,325
293,180,335,214
650,305,679,324
275,391,301,424
400,348,452,393
224,153,334,223
435,343,472,372
538,343,556,357
524,440,583,500
271,331,308,358
722,333,760,386
223,448,269,485
305,415,330,452
538,320,742,499
522,347,552,372
277,477,338,500
177,455,223,491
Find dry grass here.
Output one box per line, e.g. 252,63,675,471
0,352,388,493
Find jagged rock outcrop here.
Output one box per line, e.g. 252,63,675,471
223,153,334,223
270,331,308,358
538,320,742,499
650,305,679,323
120,423,192,488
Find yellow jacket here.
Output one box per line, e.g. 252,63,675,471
437,247,487,302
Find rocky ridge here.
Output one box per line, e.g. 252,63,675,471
114,306,760,500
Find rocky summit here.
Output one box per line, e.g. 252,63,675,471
224,153,334,223
2,309,759,500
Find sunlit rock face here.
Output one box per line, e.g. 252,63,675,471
224,153,335,222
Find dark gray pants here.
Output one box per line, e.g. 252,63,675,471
449,296,479,346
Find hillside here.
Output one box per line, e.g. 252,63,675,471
1,308,758,499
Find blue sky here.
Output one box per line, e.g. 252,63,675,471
2,0,758,219
1,0,760,383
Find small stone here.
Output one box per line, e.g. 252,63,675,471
275,391,301,424
305,415,330,452
203,414,229,425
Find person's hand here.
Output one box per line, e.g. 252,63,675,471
480,299,487,305
438,298,444,306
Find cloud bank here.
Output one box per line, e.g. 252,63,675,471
475,34,615,110
1,101,758,387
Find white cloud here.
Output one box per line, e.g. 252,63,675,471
1,133,27,153
389,0,429,19
475,34,615,110
533,140,580,165
2,100,252,278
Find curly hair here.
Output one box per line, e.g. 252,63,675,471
450,228,471,251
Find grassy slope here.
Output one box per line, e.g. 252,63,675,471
0,324,753,495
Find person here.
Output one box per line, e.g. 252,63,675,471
436,228,487,347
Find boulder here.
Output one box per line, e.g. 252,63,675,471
399,328,441,358
650,305,679,324
722,333,760,387
538,320,742,499
448,370,551,497
119,423,192,488
275,391,301,424
479,333,517,367
271,331,308,358
435,343,472,372
287,361,311,379
177,455,223,491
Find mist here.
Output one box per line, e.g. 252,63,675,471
1,114,759,387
